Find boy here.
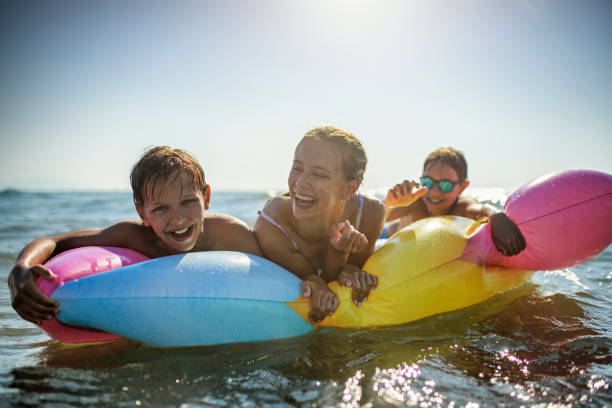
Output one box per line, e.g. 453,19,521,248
385,147,526,256
9,146,262,325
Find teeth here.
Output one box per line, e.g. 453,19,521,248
295,193,315,202
173,227,189,234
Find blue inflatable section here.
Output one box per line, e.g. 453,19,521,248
52,251,314,346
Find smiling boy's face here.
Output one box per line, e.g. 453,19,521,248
136,171,210,253
421,161,469,216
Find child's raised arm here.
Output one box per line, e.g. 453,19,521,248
384,180,428,220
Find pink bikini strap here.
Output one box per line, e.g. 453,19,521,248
257,210,299,252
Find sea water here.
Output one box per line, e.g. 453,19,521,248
0,188,610,407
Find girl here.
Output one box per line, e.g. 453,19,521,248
254,127,388,323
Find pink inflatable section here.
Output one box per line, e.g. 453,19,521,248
37,246,149,343
461,170,612,270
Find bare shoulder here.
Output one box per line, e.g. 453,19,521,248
254,196,293,231
253,195,297,258
205,213,262,255
261,195,292,219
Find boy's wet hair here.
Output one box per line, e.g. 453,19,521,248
130,146,207,207
423,147,468,181
298,126,367,183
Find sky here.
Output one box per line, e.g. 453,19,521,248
1,0,611,192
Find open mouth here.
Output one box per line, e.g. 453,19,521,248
293,192,316,209
426,197,444,205
167,225,195,241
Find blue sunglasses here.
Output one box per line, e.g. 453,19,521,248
420,176,464,193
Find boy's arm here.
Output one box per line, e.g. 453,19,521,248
466,202,526,256
9,221,158,324
9,237,62,324
384,180,428,220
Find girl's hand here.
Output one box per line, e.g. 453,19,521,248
329,220,368,254
9,264,59,324
384,180,428,209
338,264,378,306
301,275,339,323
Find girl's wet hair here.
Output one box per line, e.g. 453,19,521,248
423,147,468,181
130,146,207,207
298,126,367,183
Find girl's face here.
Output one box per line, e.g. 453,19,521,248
421,161,468,216
288,139,356,220
137,171,209,253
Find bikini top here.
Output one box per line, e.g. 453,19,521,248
257,194,364,253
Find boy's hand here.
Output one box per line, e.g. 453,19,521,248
385,180,428,209
489,212,526,256
9,264,59,325
338,264,378,306
329,220,368,254
301,275,339,323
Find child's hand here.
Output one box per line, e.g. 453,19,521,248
489,212,526,256
384,180,428,209
301,275,339,323
329,220,368,254
9,264,59,325
338,264,378,306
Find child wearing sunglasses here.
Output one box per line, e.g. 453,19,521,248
384,147,526,256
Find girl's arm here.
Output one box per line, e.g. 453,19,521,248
348,197,386,268
253,205,339,323
338,197,386,305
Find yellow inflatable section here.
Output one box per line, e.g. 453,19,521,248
287,216,534,328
